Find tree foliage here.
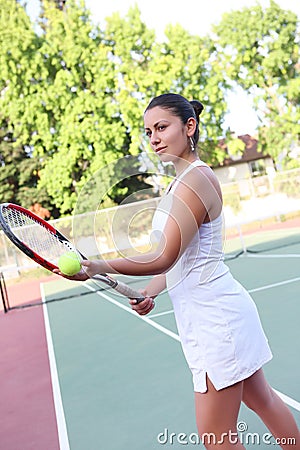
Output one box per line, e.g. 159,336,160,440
213,0,300,166
0,0,299,217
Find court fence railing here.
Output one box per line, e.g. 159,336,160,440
0,167,299,278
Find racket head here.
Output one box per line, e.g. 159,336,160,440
0,203,80,271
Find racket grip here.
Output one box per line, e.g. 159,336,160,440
114,280,145,303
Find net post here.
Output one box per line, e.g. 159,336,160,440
0,271,10,313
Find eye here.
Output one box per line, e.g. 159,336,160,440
145,130,151,138
158,125,166,131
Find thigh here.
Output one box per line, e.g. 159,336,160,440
242,368,273,411
195,376,244,436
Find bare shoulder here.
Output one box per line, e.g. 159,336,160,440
176,164,222,198
197,165,222,196
172,164,222,222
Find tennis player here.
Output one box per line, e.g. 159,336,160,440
72,94,300,448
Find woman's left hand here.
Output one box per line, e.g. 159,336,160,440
129,289,155,316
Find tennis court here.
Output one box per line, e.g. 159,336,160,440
1,219,299,449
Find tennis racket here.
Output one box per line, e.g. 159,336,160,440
0,203,144,302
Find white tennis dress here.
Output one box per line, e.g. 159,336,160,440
152,160,273,393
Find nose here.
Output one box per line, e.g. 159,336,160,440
150,131,160,146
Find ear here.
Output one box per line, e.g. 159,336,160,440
186,117,197,137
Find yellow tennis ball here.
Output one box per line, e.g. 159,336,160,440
58,251,82,276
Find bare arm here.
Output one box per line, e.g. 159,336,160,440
144,273,167,298
79,167,222,278
129,274,166,315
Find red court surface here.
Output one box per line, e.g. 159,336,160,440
0,278,60,450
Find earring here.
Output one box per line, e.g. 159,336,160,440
189,136,195,152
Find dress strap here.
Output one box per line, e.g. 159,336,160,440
177,160,208,179
167,160,208,193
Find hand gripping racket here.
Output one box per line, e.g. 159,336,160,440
0,203,144,302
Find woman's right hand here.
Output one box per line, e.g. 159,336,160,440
52,267,89,281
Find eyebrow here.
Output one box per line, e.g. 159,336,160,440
144,119,169,130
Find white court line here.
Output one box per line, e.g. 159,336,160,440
84,283,300,412
273,389,300,412
40,284,70,450
249,276,300,293
84,282,180,342
150,275,300,318
149,309,174,319
246,254,300,258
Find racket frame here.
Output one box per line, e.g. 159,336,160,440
0,203,145,302
0,203,71,272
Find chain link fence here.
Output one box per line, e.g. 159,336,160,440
1,169,299,277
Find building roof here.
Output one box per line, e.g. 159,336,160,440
218,134,270,166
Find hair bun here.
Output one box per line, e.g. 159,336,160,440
190,100,204,121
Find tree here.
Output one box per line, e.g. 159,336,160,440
0,0,51,209
149,24,228,165
104,11,228,166
0,126,23,203
1,1,229,216
227,136,246,158
213,0,300,167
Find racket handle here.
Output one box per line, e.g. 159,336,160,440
114,280,145,303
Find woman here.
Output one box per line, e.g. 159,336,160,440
58,93,300,449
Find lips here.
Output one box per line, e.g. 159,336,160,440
155,146,167,154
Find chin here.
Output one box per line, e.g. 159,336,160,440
156,152,177,163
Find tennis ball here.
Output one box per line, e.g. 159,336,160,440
58,251,82,276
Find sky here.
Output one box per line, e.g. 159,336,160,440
25,0,300,136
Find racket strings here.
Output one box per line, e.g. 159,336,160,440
3,207,73,262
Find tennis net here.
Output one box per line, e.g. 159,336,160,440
224,216,300,260
0,201,299,272
1,166,299,311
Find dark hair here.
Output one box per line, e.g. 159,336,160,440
144,93,204,146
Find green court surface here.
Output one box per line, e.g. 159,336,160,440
42,245,300,449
